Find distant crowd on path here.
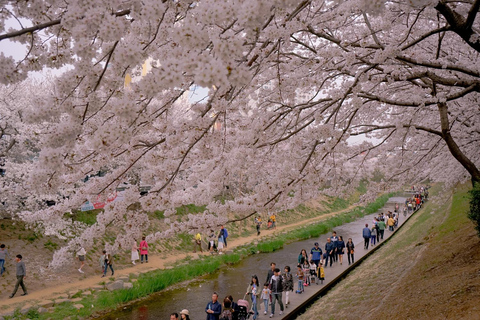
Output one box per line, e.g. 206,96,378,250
164,187,430,319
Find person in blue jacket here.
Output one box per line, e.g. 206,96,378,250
220,225,228,248
310,242,323,268
205,292,222,320
324,238,335,267
363,224,371,250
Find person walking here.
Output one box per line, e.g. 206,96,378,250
324,238,335,267
370,226,377,246
387,215,395,231
346,238,355,265
269,268,284,317
0,244,9,276
205,292,222,320
102,250,114,277
297,249,308,266
295,265,304,293
255,216,262,236
310,243,322,268
220,225,228,248
208,229,216,254
282,266,293,306
217,231,224,254
246,275,260,320
9,254,27,298
266,262,276,284
378,218,386,240
139,236,149,263
77,246,86,273
337,236,345,265
331,231,339,263
261,282,271,315
363,224,371,250
99,250,106,274
131,239,139,264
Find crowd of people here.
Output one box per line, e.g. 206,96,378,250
3,187,429,320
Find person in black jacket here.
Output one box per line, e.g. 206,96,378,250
324,238,335,267
269,268,284,317
266,262,276,284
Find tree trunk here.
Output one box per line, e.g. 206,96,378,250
438,102,480,186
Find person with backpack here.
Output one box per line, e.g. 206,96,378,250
220,297,234,320
269,268,284,317
205,292,222,320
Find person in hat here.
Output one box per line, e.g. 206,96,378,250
310,242,322,268
180,309,190,320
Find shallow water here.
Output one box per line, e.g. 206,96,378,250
102,197,407,320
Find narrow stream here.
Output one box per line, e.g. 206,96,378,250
102,197,407,319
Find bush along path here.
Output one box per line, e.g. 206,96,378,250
0,192,395,320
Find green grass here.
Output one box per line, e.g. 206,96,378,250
175,204,207,216
44,239,59,251
67,209,102,226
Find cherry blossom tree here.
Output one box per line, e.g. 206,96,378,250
1,0,479,266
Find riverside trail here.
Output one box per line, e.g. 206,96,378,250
0,204,360,314
103,196,410,319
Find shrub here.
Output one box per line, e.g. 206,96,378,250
468,183,480,237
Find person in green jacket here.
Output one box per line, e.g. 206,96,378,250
378,218,386,240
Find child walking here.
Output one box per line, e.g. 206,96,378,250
261,283,271,315
309,260,317,284
302,260,310,286
317,263,325,284
283,266,293,306
295,265,304,293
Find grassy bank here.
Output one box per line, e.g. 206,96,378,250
6,191,395,320
298,183,480,320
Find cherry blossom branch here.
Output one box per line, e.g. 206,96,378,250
0,9,131,41
96,138,166,195
151,114,220,194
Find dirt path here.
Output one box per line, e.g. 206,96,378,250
0,205,356,312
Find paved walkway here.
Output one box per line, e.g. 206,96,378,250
280,203,415,319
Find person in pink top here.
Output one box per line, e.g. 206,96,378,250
139,236,149,263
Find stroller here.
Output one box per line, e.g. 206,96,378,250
237,295,251,320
